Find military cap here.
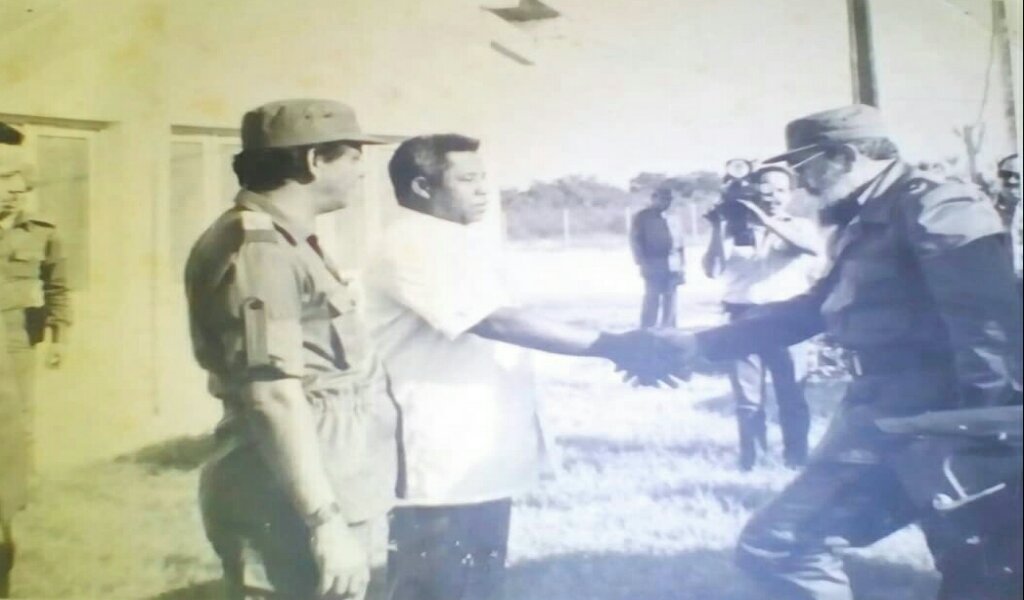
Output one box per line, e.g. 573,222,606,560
765,104,889,165
241,99,405,150
653,185,674,199
996,153,1020,177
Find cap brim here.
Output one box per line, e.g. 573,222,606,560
338,133,408,145
762,143,822,165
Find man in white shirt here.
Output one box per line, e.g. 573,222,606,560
702,164,824,470
365,134,663,600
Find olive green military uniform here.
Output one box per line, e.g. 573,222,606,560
0,212,69,517
698,162,1023,600
186,192,399,598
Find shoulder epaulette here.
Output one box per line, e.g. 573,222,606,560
240,211,278,244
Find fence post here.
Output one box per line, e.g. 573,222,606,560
562,207,571,248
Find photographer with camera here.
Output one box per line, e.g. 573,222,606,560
702,162,823,470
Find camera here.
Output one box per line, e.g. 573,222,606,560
705,159,769,247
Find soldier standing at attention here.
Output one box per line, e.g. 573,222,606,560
664,105,1022,600
185,100,402,600
1,130,70,598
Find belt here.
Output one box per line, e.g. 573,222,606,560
844,347,951,377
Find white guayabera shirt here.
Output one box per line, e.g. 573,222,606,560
364,207,551,505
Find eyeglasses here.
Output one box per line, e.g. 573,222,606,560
790,150,825,172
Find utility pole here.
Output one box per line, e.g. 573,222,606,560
993,0,1019,148
847,0,879,106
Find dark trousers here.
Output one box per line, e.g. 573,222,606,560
640,274,678,328
1,310,35,521
736,456,1023,600
199,443,376,600
725,303,810,468
386,499,511,600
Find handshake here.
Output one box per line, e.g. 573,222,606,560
592,328,700,388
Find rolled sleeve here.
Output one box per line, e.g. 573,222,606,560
382,232,508,340
225,242,306,379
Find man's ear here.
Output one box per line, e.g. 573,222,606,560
304,147,321,181
410,176,432,200
837,144,859,170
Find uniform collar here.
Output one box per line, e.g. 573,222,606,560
234,190,315,245
1,209,40,230
853,159,908,206
820,160,909,227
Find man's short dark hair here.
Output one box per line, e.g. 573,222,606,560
823,137,899,162
755,164,796,187
232,141,355,192
0,122,24,145
388,134,480,210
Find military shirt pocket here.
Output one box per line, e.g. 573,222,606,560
326,283,368,368
5,250,44,279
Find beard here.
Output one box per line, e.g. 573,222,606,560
815,176,863,207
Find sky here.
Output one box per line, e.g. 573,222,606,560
2,0,1020,190
469,0,1022,188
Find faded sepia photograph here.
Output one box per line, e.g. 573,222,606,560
1,1,1022,599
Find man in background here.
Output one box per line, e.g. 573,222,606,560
702,164,822,470
994,154,1021,292
630,186,685,328
992,153,1020,228
0,127,70,598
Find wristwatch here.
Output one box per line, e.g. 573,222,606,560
305,501,343,529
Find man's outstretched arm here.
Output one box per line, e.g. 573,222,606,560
470,307,670,377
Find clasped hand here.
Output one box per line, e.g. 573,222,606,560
598,328,699,388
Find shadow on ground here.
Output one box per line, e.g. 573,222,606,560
505,549,939,600
153,567,389,600
150,551,937,600
559,434,736,457
118,433,215,473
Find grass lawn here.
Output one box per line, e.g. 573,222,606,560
9,244,939,599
